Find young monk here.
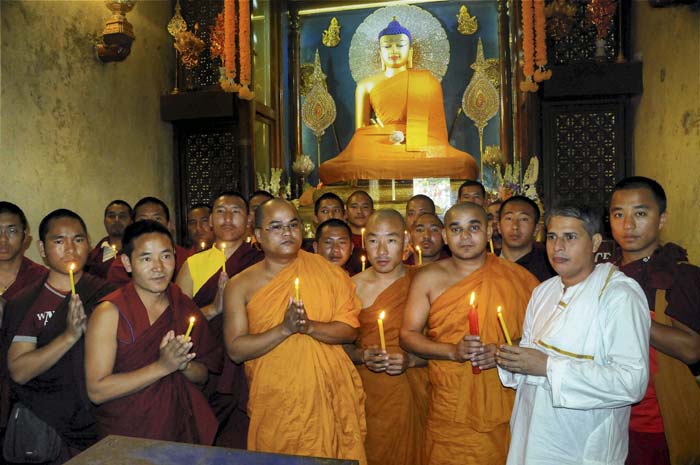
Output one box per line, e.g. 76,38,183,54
85,200,132,279
4,209,115,461
400,202,539,465
313,218,354,273
85,220,221,444
346,190,374,274
347,209,429,465
406,213,450,266
176,191,263,449
0,202,48,304
224,199,367,464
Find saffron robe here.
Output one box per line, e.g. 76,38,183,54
1,274,115,451
499,263,650,465
357,266,429,465
1,256,48,302
189,243,263,449
425,255,539,465
95,283,221,445
319,70,478,183
246,251,367,464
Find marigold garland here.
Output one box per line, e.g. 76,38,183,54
520,0,539,92
533,0,552,82
221,0,239,93
238,0,255,100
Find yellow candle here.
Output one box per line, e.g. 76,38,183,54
184,316,195,340
496,306,512,345
221,243,227,274
377,310,386,350
111,244,117,259
294,277,300,301
361,228,366,249
68,263,76,296
489,239,495,254
416,245,422,265
361,255,366,272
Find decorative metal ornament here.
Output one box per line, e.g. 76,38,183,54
457,5,478,35
322,17,341,48
462,38,500,182
302,50,337,170
167,0,187,37
348,4,450,83
300,59,328,97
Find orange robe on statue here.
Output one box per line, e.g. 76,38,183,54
319,70,478,184
425,255,539,465
357,266,429,465
245,251,367,464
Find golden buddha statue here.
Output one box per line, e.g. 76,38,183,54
319,19,478,184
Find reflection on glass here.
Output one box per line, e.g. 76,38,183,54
252,0,271,106
255,118,271,177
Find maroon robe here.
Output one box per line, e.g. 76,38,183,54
192,242,263,449
1,256,48,302
85,236,116,279
96,282,221,445
106,244,191,287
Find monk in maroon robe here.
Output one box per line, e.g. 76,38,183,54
85,200,132,279
86,221,220,445
176,192,263,449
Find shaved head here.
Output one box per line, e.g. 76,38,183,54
255,198,299,228
445,202,487,225
366,209,405,232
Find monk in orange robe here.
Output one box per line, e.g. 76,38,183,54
401,202,539,465
224,199,366,464
348,209,429,465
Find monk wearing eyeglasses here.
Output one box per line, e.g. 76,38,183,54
223,198,367,464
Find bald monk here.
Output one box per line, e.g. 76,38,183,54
346,209,429,465
107,197,191,287
85,220,221,444
406,212,450,266
400,202,539,465
176,191,263,449
224,199,367,464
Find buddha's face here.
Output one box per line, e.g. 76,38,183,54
379,34,411,69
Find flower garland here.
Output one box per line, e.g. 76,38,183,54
533,0,552,82
238,0,255,100
519,0,539,92
221,0,239,92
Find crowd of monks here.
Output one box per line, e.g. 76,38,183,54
0,176,698,465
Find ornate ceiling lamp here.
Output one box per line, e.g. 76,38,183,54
95,0,136,63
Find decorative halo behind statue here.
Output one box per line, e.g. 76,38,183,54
349,5,450,83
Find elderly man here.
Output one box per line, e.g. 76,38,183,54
497,203,650,465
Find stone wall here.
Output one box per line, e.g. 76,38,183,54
0,0,175,261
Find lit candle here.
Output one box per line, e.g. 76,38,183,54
200,241,206,251
221,243,227,274
294,277,300,301
377,310,386,351
416,245,422,265
361,255,366,272
489,239,495,254
467,292,480,374
361,228,366,249
184,316,195,340
68,263,76,296
111,244,117,259
245,236,252,244
497,306,512,345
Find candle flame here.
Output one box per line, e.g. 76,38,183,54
379,310,385,320
361,228,365,235
416,245,421,252
221,243,226,250
361,255,366,262
470,292,475,306
497,305,502,314
200,242,206,249
189,316,195,324
294,277,299,286
69,263,76,271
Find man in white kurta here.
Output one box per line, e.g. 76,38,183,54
497,205,650,465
